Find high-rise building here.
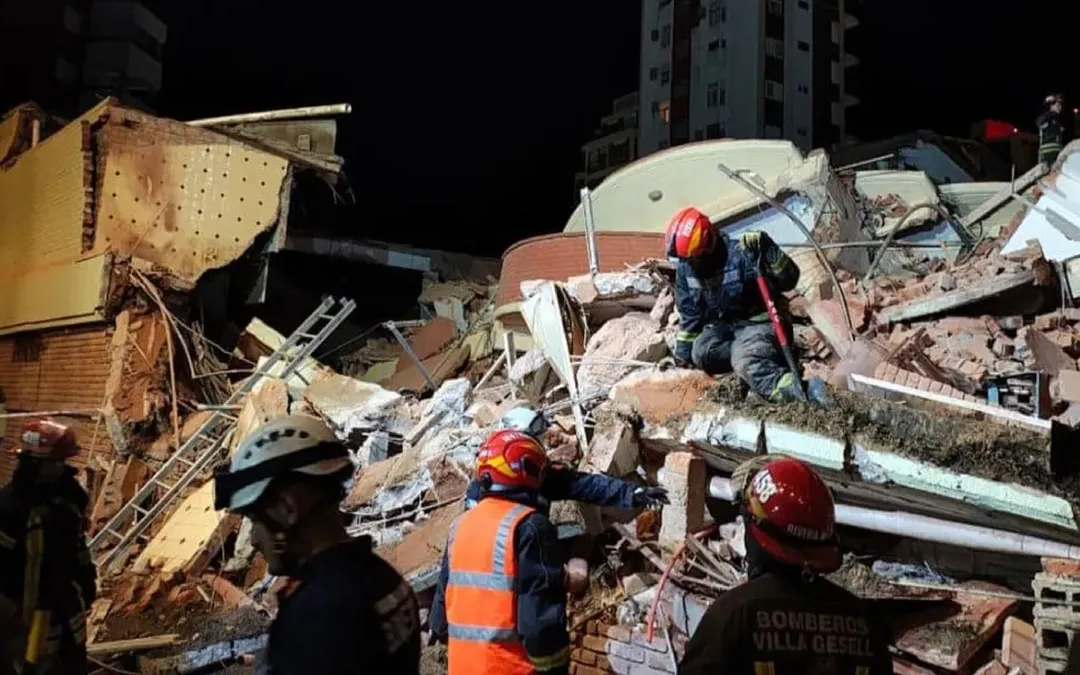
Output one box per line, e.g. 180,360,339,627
0,0,164,119
80,0,166,113
575,92,640,194
0,0,92,117
638,0,860,156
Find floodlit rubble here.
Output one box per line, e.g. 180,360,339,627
9,98,1080,673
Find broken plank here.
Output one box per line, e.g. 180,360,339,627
880,269,1035,324
87,633,181,655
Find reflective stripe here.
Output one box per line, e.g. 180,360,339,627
529,646,570,671
492,504,529,574
676,331,700,343
855,667,869,675
448,624,518,643
753,662,775,675
448,571,514,591
375,579,414,615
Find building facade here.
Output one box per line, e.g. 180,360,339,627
0,0,164,119
0,0,91,117
80,0,166,112
575,92,640,193
638,0,859,156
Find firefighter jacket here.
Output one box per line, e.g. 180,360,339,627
432,493,570,675
1038,111,1064,164
674,231,800,363
678,572,894,675
268,536,421,675
463,465,638,512
0,466,96,670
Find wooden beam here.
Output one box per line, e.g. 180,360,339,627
87,633,181,655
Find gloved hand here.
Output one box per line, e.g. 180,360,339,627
633,486,670,510
739,231,763,256
806,376,830,406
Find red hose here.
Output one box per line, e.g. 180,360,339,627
645,524,717,642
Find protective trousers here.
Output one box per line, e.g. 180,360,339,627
690,321,799,402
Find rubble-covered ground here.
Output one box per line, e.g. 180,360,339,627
81,139,1080,675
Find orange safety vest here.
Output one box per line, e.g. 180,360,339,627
445,497,536,675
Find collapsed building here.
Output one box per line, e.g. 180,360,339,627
7,98,1080,675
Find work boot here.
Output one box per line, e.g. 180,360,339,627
773,374,830,405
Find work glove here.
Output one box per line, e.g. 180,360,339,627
633,486,670,510
739,231,764,256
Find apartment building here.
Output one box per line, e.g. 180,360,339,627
0,0,91,117
575,92,640,193
80,0,166,112
638,0,860,156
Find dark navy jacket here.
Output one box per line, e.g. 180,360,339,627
674,231,800,363
429,470,637,673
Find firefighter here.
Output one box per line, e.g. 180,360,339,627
666,206,827,404
1038,93,1065,166
433,430,574,675
0,419,95,675
678,457,894,675
213,414,420,675
462,407,669,511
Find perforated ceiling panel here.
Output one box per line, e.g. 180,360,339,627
92,113,290,286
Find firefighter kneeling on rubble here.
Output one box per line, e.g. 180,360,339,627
461,407,670,512
678,457,893,675
0,420,96,675
666,206,828,404
430,429,579,675
213,415,421,675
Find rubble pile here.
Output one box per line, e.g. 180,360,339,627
15,101,1080,673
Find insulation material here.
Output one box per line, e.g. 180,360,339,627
0,255,110,336
90,108,291,287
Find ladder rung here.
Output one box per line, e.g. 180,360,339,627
153,481,175,492
133,505,149,516
105,528,123,540
297,332,317,340
318,313,337,320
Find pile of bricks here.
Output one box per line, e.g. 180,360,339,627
569,619,679,675
1031,558,1080,674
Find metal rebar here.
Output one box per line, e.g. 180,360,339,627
580,187,601,276
383,321,437,390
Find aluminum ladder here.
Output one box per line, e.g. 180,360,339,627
89,296,357,568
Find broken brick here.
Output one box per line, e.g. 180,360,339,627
991,338,1015,359
937,317,992,335
1034,312,1067,331
1001,616,1035,675
1055,371,1080,404
1042,557,1080,578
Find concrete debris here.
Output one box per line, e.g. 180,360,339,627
576,312,668,404
28,108,1080,673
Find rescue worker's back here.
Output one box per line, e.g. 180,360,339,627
680,572,892,675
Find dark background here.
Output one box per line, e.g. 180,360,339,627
138,1,1072,258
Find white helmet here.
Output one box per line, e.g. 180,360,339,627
213,414,354,512
500,406,547,439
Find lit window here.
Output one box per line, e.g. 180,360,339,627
659,101,671,124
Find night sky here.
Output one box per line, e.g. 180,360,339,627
141,0,1064,259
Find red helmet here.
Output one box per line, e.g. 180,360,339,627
19,419,78,460
666,207,716,260
744,457,841,574
476,429,548,492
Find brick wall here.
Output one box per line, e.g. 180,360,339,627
497,232,663,308
872,362,981,403
570,618,677,675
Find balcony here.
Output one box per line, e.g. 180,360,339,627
83,41,162,91
843,52,859,68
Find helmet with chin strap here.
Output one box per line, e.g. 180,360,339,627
213,414,354,513
475,429,549,493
